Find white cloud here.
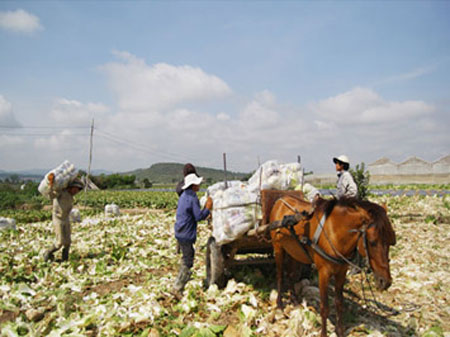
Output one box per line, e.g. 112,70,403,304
1,48,447,174
310,87,433,125
377,65,436,85
238,90,279,129
0,9,43,34
51,98,109,127
34,129,76,150
101,51,232,112
304,87,447,172
217,112,231,121
0,95,20,127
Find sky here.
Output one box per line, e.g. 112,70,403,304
0,1,449,174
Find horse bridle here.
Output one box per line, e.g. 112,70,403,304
348,222,376,273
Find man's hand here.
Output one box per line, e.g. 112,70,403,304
282,214,298,227
48,173,55,188
205,197,213,210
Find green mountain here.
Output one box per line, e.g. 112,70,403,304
123,163,250,184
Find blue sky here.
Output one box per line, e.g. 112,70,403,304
1,1,449,174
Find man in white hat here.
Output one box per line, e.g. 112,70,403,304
172,173,213,298
333,155,358,198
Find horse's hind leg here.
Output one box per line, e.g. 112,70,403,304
334,268,347,337
274,244,285,308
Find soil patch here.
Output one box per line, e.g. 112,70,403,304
0,310,18,324
82,267,172,297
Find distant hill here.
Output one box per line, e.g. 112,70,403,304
0,171,43,181
0,168,112,182
0,163,249,185
123,163,250,184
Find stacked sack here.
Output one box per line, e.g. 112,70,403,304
207,181,261,245
247,160,304,192
205,160,305,245
38,160,78,198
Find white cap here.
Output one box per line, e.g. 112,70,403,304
333,155,350,165
182,173,203,190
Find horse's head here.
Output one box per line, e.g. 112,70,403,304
357,202,396,291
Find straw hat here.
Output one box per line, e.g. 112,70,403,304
333,155,350,165
182,173,203,190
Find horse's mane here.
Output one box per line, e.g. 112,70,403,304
314,197,396,245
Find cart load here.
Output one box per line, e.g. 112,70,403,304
203,160,317,246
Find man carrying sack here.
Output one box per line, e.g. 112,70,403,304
43,176,84,262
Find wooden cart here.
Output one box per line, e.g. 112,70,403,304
204,189,305,288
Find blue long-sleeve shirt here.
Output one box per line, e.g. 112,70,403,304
174,189,210,243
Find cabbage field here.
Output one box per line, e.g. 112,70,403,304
0,192,449,337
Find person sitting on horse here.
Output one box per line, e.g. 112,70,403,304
333,155,357,199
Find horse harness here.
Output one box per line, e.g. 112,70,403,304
274,199,375,269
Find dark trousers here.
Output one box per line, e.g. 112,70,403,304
179,241,195,269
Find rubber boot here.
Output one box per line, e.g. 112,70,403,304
172,264,192,299
43,247,57,262
62,247,70,262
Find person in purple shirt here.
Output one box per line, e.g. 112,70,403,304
172,173,213,298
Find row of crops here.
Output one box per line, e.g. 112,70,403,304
0,190,183,224
2,184,450,225
76,191,180,210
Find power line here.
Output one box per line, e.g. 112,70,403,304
0,125,91,129
96,131,185,162
0,123,229,170
96,129,195,162
0,133,90,137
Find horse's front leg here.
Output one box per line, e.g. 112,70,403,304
318,267,331,337
274,244,285,308
334,268,348,337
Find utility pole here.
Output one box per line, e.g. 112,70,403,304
298,154,305,191
86,118,94,192
223,152,228,189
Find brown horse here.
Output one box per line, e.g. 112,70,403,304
269,196,396,337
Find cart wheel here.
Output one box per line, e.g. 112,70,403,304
205,236,226,288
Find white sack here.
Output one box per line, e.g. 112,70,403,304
70,208,82,223
211,186,261,245
247,160,303,192
38,160,78,198
0,217,16,231
105,203,120,217
296,183,321,202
